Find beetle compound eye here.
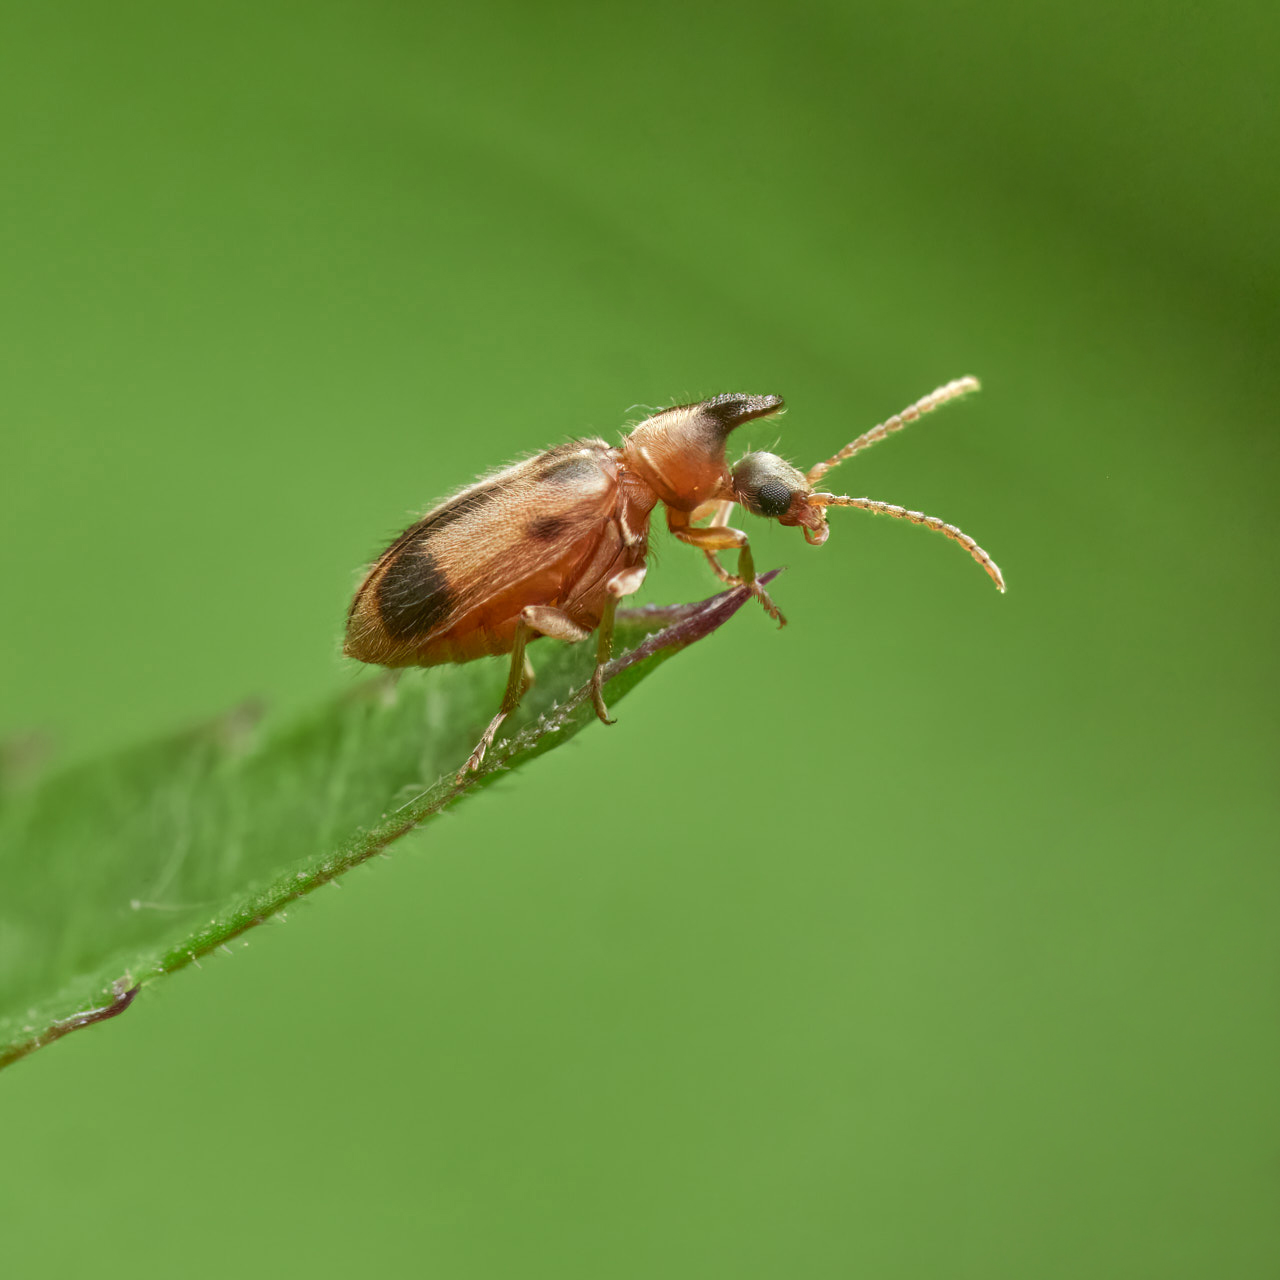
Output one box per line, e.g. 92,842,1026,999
755,479,792,518
732,451,809,519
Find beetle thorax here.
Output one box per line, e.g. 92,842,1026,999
618,410,734,512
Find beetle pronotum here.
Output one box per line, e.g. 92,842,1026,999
345,377,1003,778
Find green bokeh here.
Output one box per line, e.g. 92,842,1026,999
1,2,1276,1276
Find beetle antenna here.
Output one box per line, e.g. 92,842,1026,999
805,377,981,486
810,493,1005,591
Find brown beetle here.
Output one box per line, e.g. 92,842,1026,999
346,377,1003,777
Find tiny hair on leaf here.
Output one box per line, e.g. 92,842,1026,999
0,576,777,1072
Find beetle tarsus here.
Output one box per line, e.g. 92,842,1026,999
456,711,505,782
589,665,616,725
454,619,537,783
750,582,787,627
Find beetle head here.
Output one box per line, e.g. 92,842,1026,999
729,377,1005,591
731,451,830,544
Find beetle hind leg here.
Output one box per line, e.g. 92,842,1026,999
456,575,649,782
456,606,592,782
521,606,591,644
457,621,537,782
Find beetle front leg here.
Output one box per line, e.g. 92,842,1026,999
691,500,740,585
667,514,786,626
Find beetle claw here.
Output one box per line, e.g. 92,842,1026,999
749,582,787,628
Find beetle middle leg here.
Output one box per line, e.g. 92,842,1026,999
667,510,786,626
589,566,648,724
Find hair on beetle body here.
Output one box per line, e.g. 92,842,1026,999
346,378,1003,780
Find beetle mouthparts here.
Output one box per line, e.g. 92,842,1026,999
700,393,785,430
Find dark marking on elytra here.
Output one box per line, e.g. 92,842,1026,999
377,543,454,640
370,486,499,575
529,514,569,541
359,486,501,635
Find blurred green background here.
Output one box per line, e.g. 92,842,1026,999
2,1,1276,1275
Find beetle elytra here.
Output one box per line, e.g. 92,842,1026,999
345,377,1003,778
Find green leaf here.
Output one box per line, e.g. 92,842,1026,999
0,574,777,1071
